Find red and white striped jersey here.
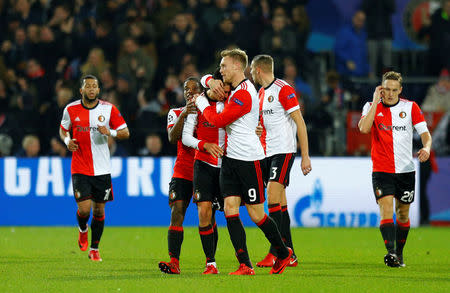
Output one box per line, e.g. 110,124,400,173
197,78,265,161
259,79,300,157
167,107,195,181
182,99,226,167
361,98,428,173
60,99,127,176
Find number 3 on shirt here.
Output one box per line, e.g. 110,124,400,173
269,167,278,180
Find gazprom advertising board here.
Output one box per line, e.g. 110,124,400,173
0,157,420,227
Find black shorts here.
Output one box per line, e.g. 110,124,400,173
220,156,266,205
72,174,113,203
264,153,295,186
168,177,193,205
193,160,221,203
372,172,416,204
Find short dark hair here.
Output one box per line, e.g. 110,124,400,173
81,75,99,87
212,68,223,81
184,77,202,89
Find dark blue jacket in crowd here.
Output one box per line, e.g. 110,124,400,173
334,24,370,77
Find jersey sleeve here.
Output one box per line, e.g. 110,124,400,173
411,102,428,134
201,74,213,88
181,112,201,150
109,105,127,130
279,85,300,114
60,106,71,131
361,102,371,117
167,109,179,130
202,89,252,128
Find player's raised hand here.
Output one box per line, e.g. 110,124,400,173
185,99,197,114
209,79,225,100
301,156,312,175
417,147,430,162
373,86,383,104
97,125,110,136
67,138,79,152
203,142,224,158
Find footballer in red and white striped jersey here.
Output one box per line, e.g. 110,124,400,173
182,97,226,167
60,99,127,176
196,78,265,162
167,107,195,181
361,98,428,173
258,78,300,157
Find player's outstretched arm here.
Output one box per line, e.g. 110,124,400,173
290,110,311,175
418,131,432,162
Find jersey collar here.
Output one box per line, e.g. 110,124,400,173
381,98,400,108
81,98,100,110
232,79,247,90
264,78,276,90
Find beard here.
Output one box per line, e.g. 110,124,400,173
83,93,98,102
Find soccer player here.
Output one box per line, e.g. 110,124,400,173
249,55,312,268
158,77,201,274
196,48,293,275
358,71,432,267
181,72,226,274
60,75,130,261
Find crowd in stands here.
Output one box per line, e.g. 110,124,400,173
0,0,449,157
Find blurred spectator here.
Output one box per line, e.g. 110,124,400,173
108,136,128,157
26,59,51,105
421,68,450,112
152,0,183,38
0,133,13,157
117,37,155,92
201,0,230,32
81,47,111,78
334,11,370,78
100,69,116,100
160,12,204,74
117,7,156,45
361,0,395,76
291,4,311,68
138,133,165,156
94,20,118,63
260,14,296,76
47,137,69,157
420,0,450,75
282,60,314,108
134,87,167,151
157,74,184,111
116,74,136,121
211,15,238,55
16,134,40,157
15,0,42,26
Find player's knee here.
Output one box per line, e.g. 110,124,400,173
198,207,212,222
171,208,185,226
78,209,90,218
92,207,104,218
396,209,409,222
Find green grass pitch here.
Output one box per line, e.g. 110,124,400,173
0,227,449,292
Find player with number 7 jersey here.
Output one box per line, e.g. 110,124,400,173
60,75,129,262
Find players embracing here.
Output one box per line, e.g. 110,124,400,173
196,48,292,275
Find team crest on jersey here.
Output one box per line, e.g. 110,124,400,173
375,188,383,198
194,191,201,201
75,190,81,199
268,96,274,103
98,115,105,122
399,111,407,118
169,191,176,200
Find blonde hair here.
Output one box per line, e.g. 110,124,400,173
252,55,273,73
22,135,39,149
382,71,402,86
221,48,248,70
